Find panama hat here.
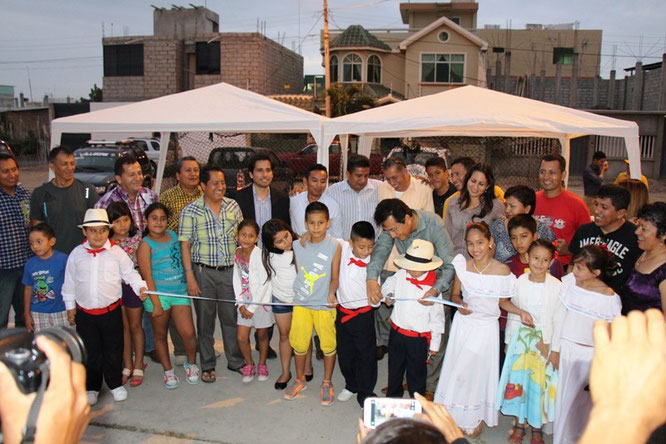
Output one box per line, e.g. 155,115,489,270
78,208,113,228
393,239,443,271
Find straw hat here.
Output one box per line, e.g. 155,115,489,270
78,208,113,228
393,239,443,271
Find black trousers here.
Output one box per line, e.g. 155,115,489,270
76,305,123,391
387,328,428,398
336,307,377,407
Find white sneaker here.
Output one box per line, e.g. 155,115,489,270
110,386,128,402
87,390,99,406
164,371,180,389
174,355,187,365
337,388,355,402
184,361,200,384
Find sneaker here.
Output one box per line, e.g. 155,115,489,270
184,361,200,384
174,355,187,365
87,390,99,406
241,364,256,383
337,388,355,402
110,386,128,402
164,371,180,389
257,364,269,382
320,381,335,406
283,378,307,400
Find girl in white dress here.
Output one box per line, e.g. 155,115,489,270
554,245,622,444
434,222,517,438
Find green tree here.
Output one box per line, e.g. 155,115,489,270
326,84,375,117
79,84,103,103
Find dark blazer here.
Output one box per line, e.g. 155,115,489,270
229,184,290,227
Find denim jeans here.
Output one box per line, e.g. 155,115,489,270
0,267,25,329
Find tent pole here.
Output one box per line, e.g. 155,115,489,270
340,135,349,181
155,131,171,193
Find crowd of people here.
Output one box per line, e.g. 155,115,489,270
0,145,664,443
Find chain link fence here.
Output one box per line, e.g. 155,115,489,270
158,132,561,195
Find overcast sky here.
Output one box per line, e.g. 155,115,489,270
1,0,664,101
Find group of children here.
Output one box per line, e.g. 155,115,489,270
20,195,622,443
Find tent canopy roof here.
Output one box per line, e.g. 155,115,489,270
323,85,638,140
51,82,326,135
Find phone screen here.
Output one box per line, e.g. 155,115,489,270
368,398,420,428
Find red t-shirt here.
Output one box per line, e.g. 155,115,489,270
533,189,591,264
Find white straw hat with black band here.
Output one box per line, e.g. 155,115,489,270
393,239,443,271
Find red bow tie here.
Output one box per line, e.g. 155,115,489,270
348,257,367,268
406,270,437,290
85,247,106,257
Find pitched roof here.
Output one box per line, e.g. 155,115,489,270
330,25,392,52
399,15,487,51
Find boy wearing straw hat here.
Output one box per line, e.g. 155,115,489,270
381,239,445,398
62,208,147,406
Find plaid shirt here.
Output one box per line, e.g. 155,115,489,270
0,184,31,269
95,186,158,233
159,184,203,232
178,196,243,267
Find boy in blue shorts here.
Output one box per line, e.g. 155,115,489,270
22,223,70,331
284,201,342,405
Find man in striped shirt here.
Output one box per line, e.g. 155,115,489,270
324,154,382,241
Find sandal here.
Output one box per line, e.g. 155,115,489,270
121,367,132,385
201,370,216,383
508,424,526,444
129,369,144,387
467,422,484,439
530,429,544,444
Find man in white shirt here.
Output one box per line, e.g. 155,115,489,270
290,164,342,239
378,156,434,213
325,154,382,241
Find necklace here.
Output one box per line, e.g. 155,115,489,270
636,247,666,266
472,259,491,274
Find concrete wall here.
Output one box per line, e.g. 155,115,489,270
153,7,219,39
400,3,478,29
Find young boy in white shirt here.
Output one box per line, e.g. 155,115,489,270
335,221,379,407
62,209,147,406
381,239,445,398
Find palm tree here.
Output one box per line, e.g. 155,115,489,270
326,84,375,117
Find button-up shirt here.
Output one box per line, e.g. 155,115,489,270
95,186,158,233
159,184,203,232
289,192,343,239
324,178,382,241
61,240,146,310
178,196,243,267
337,240,377,309
0,184,31,269
367,210,455,294
252,185,272,247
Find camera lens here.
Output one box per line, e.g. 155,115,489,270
5,348,32,365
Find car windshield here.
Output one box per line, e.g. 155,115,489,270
75,153,117,172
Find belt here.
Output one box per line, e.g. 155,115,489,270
195,262,233,271
337,305,373,324
391,321,431,348
77,299,122,316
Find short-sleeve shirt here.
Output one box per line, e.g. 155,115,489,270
0,184,31,269
159,184,203,232
30,180,99,254
444,196,505,258
433,186,457,218
293,235,338,310
533,190,591,265
324,179,382,241
95,186,158,233
289,192,343,239
21,251,68,313
569,221,640,295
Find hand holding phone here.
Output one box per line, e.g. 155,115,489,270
363,397,423,429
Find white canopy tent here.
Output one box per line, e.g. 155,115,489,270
50,82,328,191
321,85,642,183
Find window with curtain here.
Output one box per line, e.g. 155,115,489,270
343,54,362,82
367,55,381,83
421,53,465,83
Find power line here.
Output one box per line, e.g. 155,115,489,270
0,56,102,65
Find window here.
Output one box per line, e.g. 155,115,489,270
196,41,220,75
553,47,574,65
492,46,505,53
367,55,381,83
103,44,143,76
448,17,460,25
343,54,362,82
330,55,339,83
438,31,450,42
421,54,464,83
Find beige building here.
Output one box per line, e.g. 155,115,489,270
323,1,602,101
103,6,303,102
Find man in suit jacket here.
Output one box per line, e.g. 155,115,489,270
229,152,290,360
230,153,290,246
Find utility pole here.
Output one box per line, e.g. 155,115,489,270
323,0,331,117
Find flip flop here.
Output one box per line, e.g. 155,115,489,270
121,368,132,385
129,369,144,387
202,370,216,383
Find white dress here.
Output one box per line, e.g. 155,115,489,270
554,274,621,444
434,255,517,433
